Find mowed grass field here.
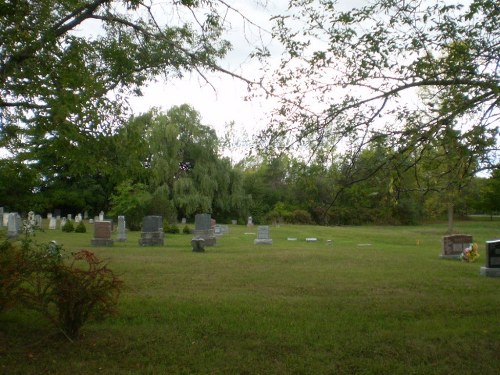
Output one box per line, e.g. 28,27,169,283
1,221,500,374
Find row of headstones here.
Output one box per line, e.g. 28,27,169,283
441,234,500,277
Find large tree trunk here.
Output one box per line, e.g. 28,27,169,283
447,203,454,234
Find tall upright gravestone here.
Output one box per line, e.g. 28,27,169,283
7,213,19,239
254,225,273,245
139,216,164,246
117,216,126,242
193,213,216,247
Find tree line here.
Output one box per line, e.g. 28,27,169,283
1,104,498,228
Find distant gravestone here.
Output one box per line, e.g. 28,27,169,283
47,213,52,220
3,213,8,227
75,213,82,223
214,225,222,236
139,216,164,246
91,220,114,246
0,207,3,227
67,214,72,221
247,216,253,227
60,217,67,229
306,238,318,242
35,214,42,228
441,234,473,259
181,217,187,224
49,217,57,229
231,220,237,225
84,211,88,220
254,225,273,245
117,215,126,242
192,213,216,246
99,211,104,221
7,213,19,239
480,240,500,277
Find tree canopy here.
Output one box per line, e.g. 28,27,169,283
256,0,499,176
0,0,236,158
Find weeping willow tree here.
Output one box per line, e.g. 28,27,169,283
147,104,246,221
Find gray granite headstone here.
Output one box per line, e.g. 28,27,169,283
2,213,8,227
139,216,164,246
193,213,216,246
35,214,42,228
255,225,273,245
117,215,126,241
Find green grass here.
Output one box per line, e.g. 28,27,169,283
1,221,500,374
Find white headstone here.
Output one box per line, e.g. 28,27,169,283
99,211,104,221
49,217,57,229
7,213,19,238
60,217,67,228
3,213,8,226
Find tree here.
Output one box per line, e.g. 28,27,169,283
255,0,499,176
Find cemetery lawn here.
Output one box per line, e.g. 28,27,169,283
1,221,500,375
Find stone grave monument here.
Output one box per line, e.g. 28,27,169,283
117,215,126,242
480,240,500,277
7,213,19,239
247,216,253,227
0,207,3,227
139,216,164,246
192,213,216,246
91,220,114,246
49,216,57,229
254,225,273,245
3,212,8,227
441,234,473,259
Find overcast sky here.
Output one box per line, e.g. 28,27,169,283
127,1,284,139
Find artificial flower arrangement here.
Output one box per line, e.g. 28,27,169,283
461,243,480,262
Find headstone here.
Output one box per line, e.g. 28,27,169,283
75,213,82,223
117,215,126,242
7,213,19,239
94,216,99,222
35,214,42,228
99,211,104,221
247,216,253,227
231,219,237,225
192,213,216,246
56,215,61,221
191,238,205,252
441,234,473,259
306,238,318,242
139,216,164,246
181,217,187,224
47,213,52,220
89,218,94,224
60,217,67,229
0,207,3,227
84,211,88,220
287,237,297,241
3,213,8,227
214,224,222,236
49,217,57,229
91,220,114,246
254,225,273,245
480,240,500,277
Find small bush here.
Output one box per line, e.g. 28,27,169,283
61,220,75,232
49,250,123,339
166,223,180,234
74,221,86,233
182,224,191,234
